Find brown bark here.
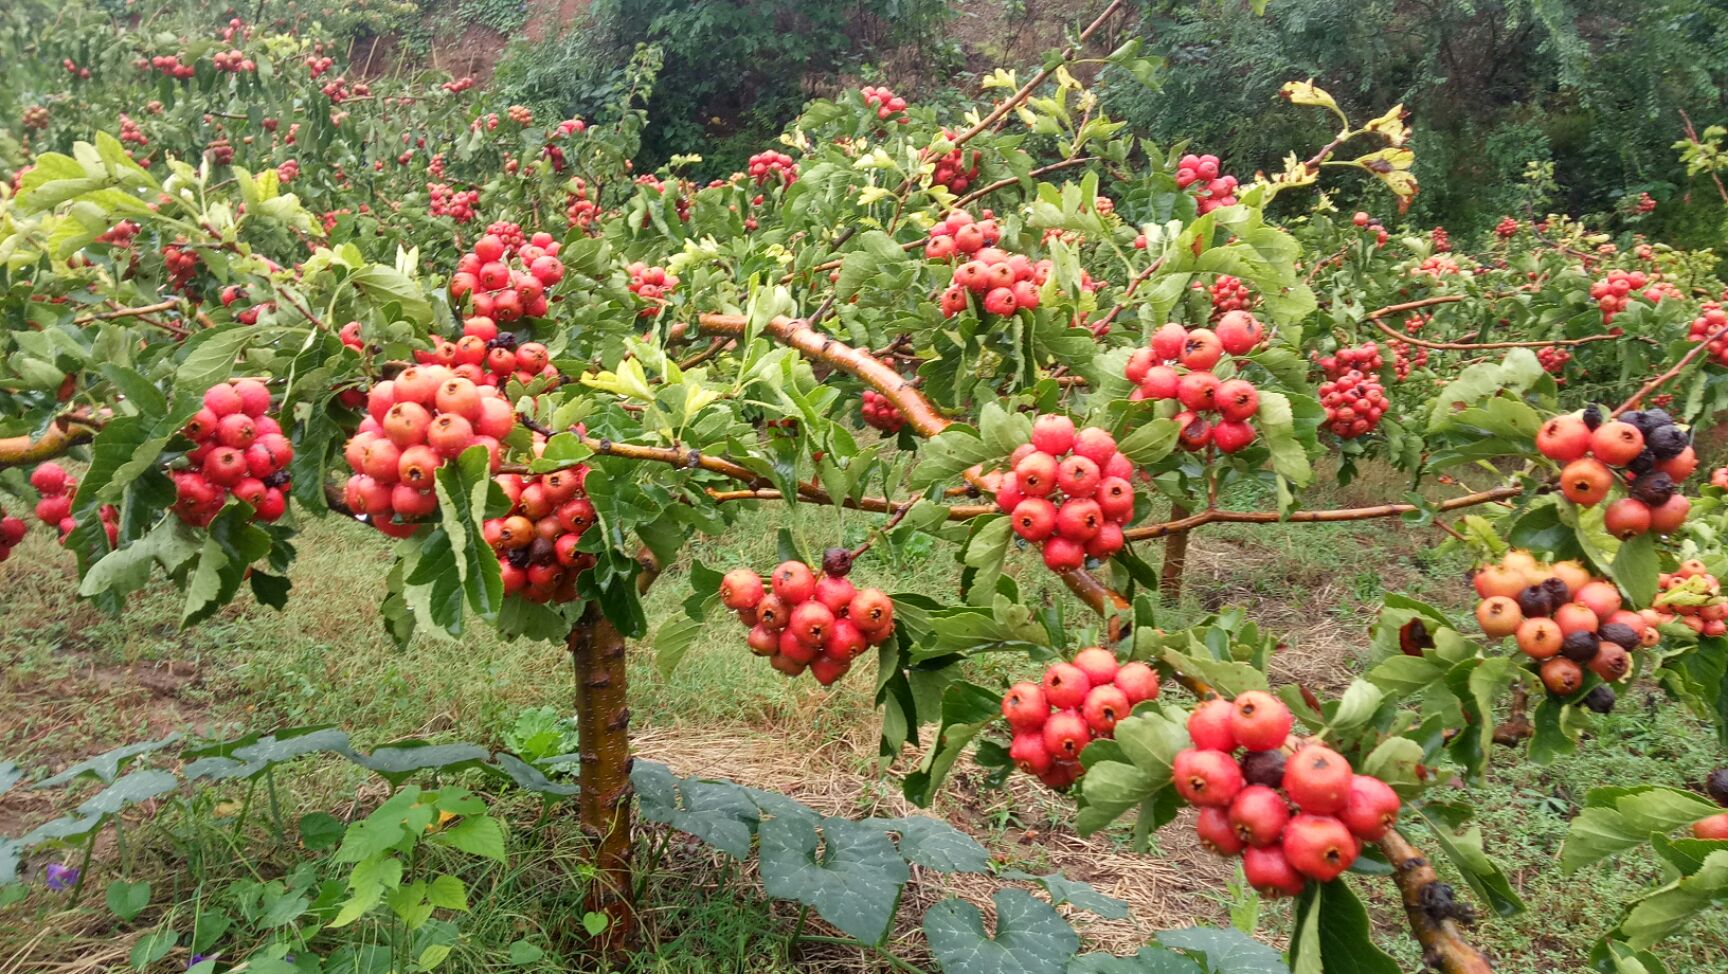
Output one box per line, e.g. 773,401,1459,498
568,604,636,954
0,422,97,469
1160,503,1191,604
1379,830,1496,974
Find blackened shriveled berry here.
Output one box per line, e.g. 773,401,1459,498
1540,577,1571,604
1647,425,1689,460
1516,585,1553,619
822,546,854,578
1583,685,1616,714
1560,630,1601,663
506,547,532,569
1629,472,1676,506
1707,769,1728,807
1626,450,1657,476
1581,404,1603,430
1643,408,1676,430
1597,622,1640,651
1240,749,1286,788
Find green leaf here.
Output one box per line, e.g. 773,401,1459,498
35,735,179,787
1155,927,1287,974
869,817,992,873
426,874,468,911
432,446,506,624
1298,880,1401,974
427,816,507,863
1116,419,1179,466
105,880,151,922
1068,947,1203,974
653,614,705,677
507,941,545,965
128,929,179,970
924,890,1080,974
1255,390,1312,487
760,816,910,944
1611,533,1658,610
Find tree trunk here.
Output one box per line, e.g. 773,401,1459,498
569,603,636,953
1160,504,1190,604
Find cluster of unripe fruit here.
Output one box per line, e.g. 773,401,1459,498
1542,407,1695,539
992,415,1136,570
448,230,564,324
1652,561,1728,638
1178,692,1400,896
1687,303,1728,367
719,558,896,686
0,504,26,562
28,463,117,545
1174,154,1239,215
341,367,518,537
1473,550,1656,695
486,467,595,603
172,380,293,526
1126,317,1266,454
1000,648,1161,791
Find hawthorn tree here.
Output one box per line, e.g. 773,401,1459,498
6,1,1728,971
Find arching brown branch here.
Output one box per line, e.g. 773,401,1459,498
0,421,98,469
706,487,994,519
72,300,179,325
951,156,1098,209
1380,830,1496,974
1121,486,1522,541
1366,310,1631,352
1613,320,1728,416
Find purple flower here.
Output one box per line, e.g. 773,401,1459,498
187,956,207,969
43,863,79,891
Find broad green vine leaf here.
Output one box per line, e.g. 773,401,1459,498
1155,927,1288,974
759,816,909,945
924,889,1080,974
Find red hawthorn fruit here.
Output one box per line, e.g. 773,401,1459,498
1042,662,1092,710
1031,414,1077,455
1282,813,1359,882
1173,747,1245,807
1002,681,1049,732
720,568,765,609
1339,775,1401,841
1196,806,1245,857
1228,784,1292,847
1649,494,1690,534
1015,451,1059,497
1114,662,1160,703
1081,684,1131,735
1559,458,1613,506
1151,323,1187,360
1176,370,1221,411
1071,647,1120,686
1215,379,1259,421
1243,845,1306,897
1072,427,1118,467
1041,710,1091,761
1283,745,1354,815
788,600,836,648
748,627,782,657
771,560,817,603
1589,421,1645,466
1693,812,1728,840
1042,536,1086,571
1211,420,1256,454
1010,732,1054,774
756,593,791,631
1056,455,1102,498
1187,698,1238,752
1536,415,1592,462
1603,497,1652,539
1054,498,1103,542
30,462,70,495
1230,691,1294,752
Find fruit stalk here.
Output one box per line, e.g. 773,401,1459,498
568,604,637,952
1380,829,1495,974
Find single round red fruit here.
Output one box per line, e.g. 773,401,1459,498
1230,690,1293,752
1282,813,1359,882
1197,806,1245,856
1001,682,1049,732
1114,662,1160,703
1042,662,1092,710
1187,698,1238,752
1173,747,1245,807
1338,774,1401,841
1242,845,1306,898
720,568,765,609
1283,745,1353,815
1228,784,1291,847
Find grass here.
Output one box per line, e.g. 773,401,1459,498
3,460,1728,973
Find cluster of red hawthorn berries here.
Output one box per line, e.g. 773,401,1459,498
1686,303,1728,366
428,182,479,222
210,49,255,72
747,151,797,188
1318,371,1389,439
1179,692,1401,897
1387,339,1427,380
927,132,981,193
62,58,91,80
1000,648,1160,791
1495,216,1520,239
1473,551,1653,699
449,231,563,323
1126,317,1265,453
1207,275,1253,316
625,263,678,316
22,106,50,131
342,367,518,537
139,54,196,79
1652,562,1727,638
1634,192,1657,214
1430,226,1452,253
1590,269,1682,323
861,362,906,433
418,314,556,390
162,244,199,291
0,501,23,561
1543,406,1695,538
442,75,476,94
926,211,1050,318
97,221,140,247
207,138,234,165
172,380,292,526
994,416,1135,570
1175,154,1238,214
1314,342,1382,379
1537,345,1571,377
486,467,595,603
29,463,117,545
1412,254,1461,278
859,85,908,122
305,54,334,77
720,558,896,686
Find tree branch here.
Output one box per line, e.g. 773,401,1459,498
0,421,98,469
1121,486,1522,541
1613,320,1728,416
1379,830,1496,974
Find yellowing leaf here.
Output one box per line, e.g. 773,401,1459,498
1280,79,1343,120
1361,104,1412,147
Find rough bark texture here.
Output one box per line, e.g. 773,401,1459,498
569,604,636,952
1160,504,1191,604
